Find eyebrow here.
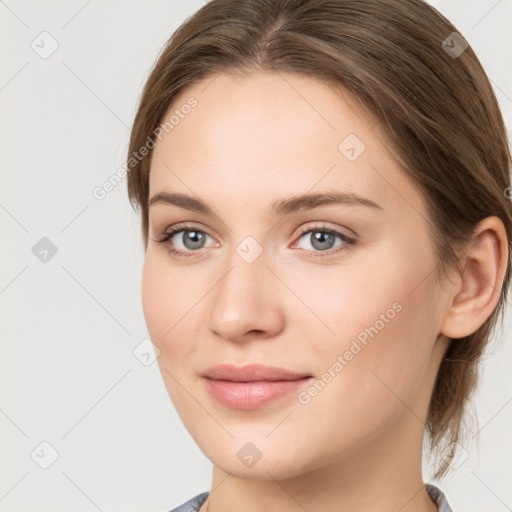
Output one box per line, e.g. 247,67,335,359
148,191,382,216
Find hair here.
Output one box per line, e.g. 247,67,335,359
126,0,512,478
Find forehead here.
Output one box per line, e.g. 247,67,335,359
148,71,426,218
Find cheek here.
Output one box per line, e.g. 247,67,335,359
291,281,438,457
288,245,439,404
141,255,169,339
142,252,195,338
141,251,211,372
141,254,198,409
277,256,407,352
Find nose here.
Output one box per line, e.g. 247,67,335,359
207,251,285,344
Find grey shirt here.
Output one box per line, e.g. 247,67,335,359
168,483,453,511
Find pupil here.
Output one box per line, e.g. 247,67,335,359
185,231,204,249
312,231,334,250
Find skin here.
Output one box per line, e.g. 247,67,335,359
141,71,508,512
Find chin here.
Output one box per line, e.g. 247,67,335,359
196,434,317,480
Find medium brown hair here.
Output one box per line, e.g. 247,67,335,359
126,0,512,477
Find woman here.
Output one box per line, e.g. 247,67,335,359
126,0,511,510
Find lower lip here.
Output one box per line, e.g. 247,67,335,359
203,377,312,410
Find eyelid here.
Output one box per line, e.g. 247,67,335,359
292,222,356,241
156,222,218,246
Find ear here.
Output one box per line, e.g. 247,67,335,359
440,216,509,339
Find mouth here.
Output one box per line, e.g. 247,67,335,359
201,363,314,410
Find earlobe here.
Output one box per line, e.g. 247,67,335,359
440,216,508,340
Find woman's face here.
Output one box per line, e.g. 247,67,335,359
142,71,452,479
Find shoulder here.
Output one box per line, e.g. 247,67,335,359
167,491,209,512
426,484,454,512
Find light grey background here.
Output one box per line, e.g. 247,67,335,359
1,1,511,511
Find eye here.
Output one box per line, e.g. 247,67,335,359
291,225,356,258
152,223,216,258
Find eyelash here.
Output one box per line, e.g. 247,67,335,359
152,222,357,260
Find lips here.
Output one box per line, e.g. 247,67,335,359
201,364,313,410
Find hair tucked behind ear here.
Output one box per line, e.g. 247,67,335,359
126,0,512,478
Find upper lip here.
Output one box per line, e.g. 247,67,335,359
202,364,312,382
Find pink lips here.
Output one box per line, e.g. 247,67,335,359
202,364,313,410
